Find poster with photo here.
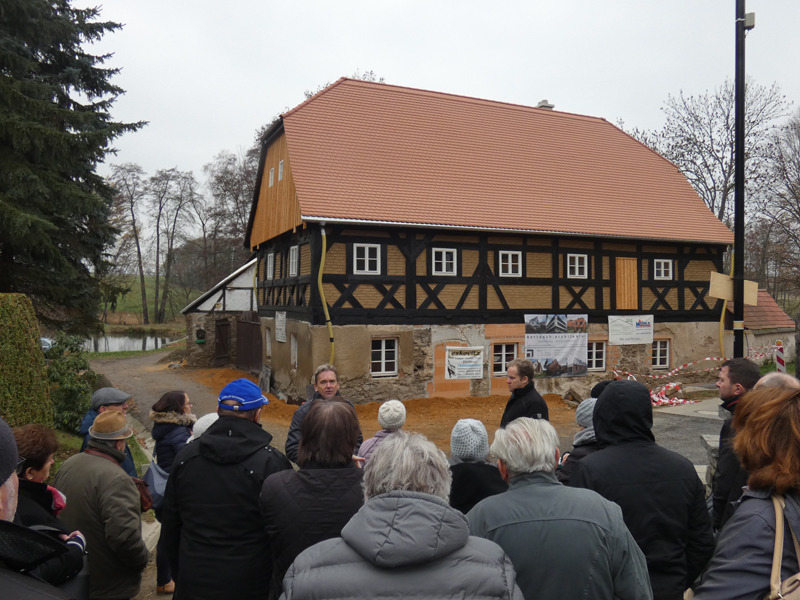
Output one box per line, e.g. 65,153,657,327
608,315,654,345
524,314,588,377
445,347,484,380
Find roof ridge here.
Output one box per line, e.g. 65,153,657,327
282,76,349,119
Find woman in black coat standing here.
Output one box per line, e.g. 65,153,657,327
150,391,196,595
260,400,364,600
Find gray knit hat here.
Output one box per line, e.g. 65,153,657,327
575,397,597,428
91,387,131,410
0,417,19,485
378,400,406,430
450,419,489,461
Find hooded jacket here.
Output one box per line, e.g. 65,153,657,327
280,490,523,600
162,415,292,600
569,380,714,600
500,382,548,427
710,396,749,530
150,410,196,471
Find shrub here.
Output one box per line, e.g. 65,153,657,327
48,333,98,433
0,294,53,427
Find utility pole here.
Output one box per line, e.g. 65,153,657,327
733,1,754,357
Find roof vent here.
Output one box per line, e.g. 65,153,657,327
537,99,555,110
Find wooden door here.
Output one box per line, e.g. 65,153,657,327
615,257,638,310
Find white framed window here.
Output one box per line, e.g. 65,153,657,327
652,339,670,369
492,343,517,375
499,251,522,277
278,160,284,181
265,328,272,358
587,341,606,371
567,254,588,279
290,333,298,368
353,243,381,275
269,167,274,187
289,245,299,277
371,338,398,377
653,259,673,280
266,253,274,280
432,248,457,275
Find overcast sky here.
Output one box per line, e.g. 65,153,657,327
83,1,799,181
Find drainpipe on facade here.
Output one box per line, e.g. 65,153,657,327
318,224,335,364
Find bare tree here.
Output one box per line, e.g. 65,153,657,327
625,79,789,225
109,163,151,324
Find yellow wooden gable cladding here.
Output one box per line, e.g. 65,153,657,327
250,132,302,249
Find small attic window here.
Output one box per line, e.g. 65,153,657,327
278,160,284,181
269,168,274,187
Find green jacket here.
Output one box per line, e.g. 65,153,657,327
54,445,148,600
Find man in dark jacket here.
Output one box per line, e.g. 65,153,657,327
162,379,292,600
500,358,548,427
570,380,714,600
79,387,137,477
284,364,361,463
710,358,760,531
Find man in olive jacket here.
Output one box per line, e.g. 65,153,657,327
54,411,148,600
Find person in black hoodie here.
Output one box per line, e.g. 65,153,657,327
162,379,292,600
149,391,196,595
570,380,713,600
500,358,548,427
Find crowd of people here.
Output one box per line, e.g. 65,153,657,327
2,358,800,600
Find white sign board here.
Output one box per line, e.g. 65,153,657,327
524,314,588,377
275,311,287,343
445,347,484,380
608,315,654,345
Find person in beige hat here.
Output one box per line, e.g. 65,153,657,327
357,400,406,462
54,411,149,600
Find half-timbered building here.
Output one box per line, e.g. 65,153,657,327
241,78,733,403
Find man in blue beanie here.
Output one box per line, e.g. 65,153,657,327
161,379,292,600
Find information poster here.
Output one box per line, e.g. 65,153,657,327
275,311,286,343
608,315,654,345
445,347,484,379
524,314,588,377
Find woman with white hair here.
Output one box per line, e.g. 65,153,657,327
280,430,524,600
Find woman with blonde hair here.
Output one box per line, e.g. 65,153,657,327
693,386,800,599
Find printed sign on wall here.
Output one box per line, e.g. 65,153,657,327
445,347,484,380
275,311,287,343
524,314,588,377
608,315,654,345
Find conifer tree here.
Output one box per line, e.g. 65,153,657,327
0,0,144,332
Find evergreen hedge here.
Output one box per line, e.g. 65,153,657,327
0,294,53,426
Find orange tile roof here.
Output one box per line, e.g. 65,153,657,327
281,78,733,245
728,289,796,331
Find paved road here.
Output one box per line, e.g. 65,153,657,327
654,397,723,466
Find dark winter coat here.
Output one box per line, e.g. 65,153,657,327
15,480,85,587
555,439,600,485
694,490,800,600
280,490,524,600
162,416,292,600
260,465,364,600
449,460,508,514
570,380,714,600
710,397,749,531
500,382,548,427
150,410,195,472
284,394,362,463
80,408,137,477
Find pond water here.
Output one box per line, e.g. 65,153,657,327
83,334,182,353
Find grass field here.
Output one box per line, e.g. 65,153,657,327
103,274,202,325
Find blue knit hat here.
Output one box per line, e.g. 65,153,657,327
218,379,268,411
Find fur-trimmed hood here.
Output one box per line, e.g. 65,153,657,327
149,410,197,427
